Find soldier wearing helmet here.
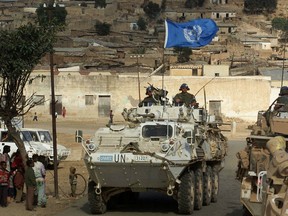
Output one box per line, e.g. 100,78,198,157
275,86,288,111
173,83,197,107
138,86,157,107
262,86,288,129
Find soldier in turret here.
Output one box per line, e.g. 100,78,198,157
138,86,157,107
173,83,197,107
274,86,288,111
259,86,288,132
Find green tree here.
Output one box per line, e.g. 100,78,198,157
95,22,111,36
36,3,67,28
0,23,55,166
161,0,167,10
95,0,106,8
143,1,161,19
173,48,192,63
272,18,288,31
272,17,288,54
244,0,277,14
185,0,205,8
137,17,147,31
264,0,277,12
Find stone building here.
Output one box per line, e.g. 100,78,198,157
26,69,271,122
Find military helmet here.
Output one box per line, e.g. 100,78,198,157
279,86,288,96
179,83,190,91
266,136,286,154
146,86,153,95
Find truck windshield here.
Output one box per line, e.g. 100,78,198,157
20,131,34,142
38,131,52,142
142,125,173,138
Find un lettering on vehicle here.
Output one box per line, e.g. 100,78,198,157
134,155,149,161
98,154,126,163
98,154,149,163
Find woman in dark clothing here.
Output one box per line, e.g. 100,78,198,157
24,159,36,211
14,165,25,203
0,161,9,207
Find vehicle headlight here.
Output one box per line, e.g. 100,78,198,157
87,143,96,151
161,143,170,152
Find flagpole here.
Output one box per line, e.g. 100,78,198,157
161,47,165,90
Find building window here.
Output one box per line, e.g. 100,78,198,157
215,73,219,77
34,95,45,105
85,95,94,105
192,68,198,76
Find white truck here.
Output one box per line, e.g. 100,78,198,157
19,128,70,166
0,128,52,165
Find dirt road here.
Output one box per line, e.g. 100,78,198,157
0,118,251,216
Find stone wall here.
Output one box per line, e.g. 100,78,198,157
25,73,271,122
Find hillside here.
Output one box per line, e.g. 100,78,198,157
3,0,288,74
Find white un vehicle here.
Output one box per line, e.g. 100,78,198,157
79,85,228,214
0,128,51,164
19,128,70,166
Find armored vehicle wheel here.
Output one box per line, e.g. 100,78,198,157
178,170,195,214
88,181,107,214
211,167,219,203
194,168,203,210
203,166,212,206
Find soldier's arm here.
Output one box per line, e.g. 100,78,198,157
173,94,181,103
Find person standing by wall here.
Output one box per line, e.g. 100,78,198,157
62,107,66,118
24,159,36,211
33,112,38,121
32,154,46,208
109,110,114,124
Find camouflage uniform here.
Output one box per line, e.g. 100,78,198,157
275,86,288,111
276,96,288,111
264,86,288,127
173,92,196,107
138,96,157,107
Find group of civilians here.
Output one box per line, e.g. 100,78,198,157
0,145,46,211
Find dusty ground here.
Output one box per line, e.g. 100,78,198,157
0,117,105,216
0,117,251,216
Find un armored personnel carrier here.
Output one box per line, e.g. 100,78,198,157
81,85,228,214
236,94,288,216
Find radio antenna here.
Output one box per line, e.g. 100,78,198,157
195,76,217,96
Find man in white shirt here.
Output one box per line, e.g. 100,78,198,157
32,154,46,208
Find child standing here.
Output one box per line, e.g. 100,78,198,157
33,112,38,121
69,167,77,197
